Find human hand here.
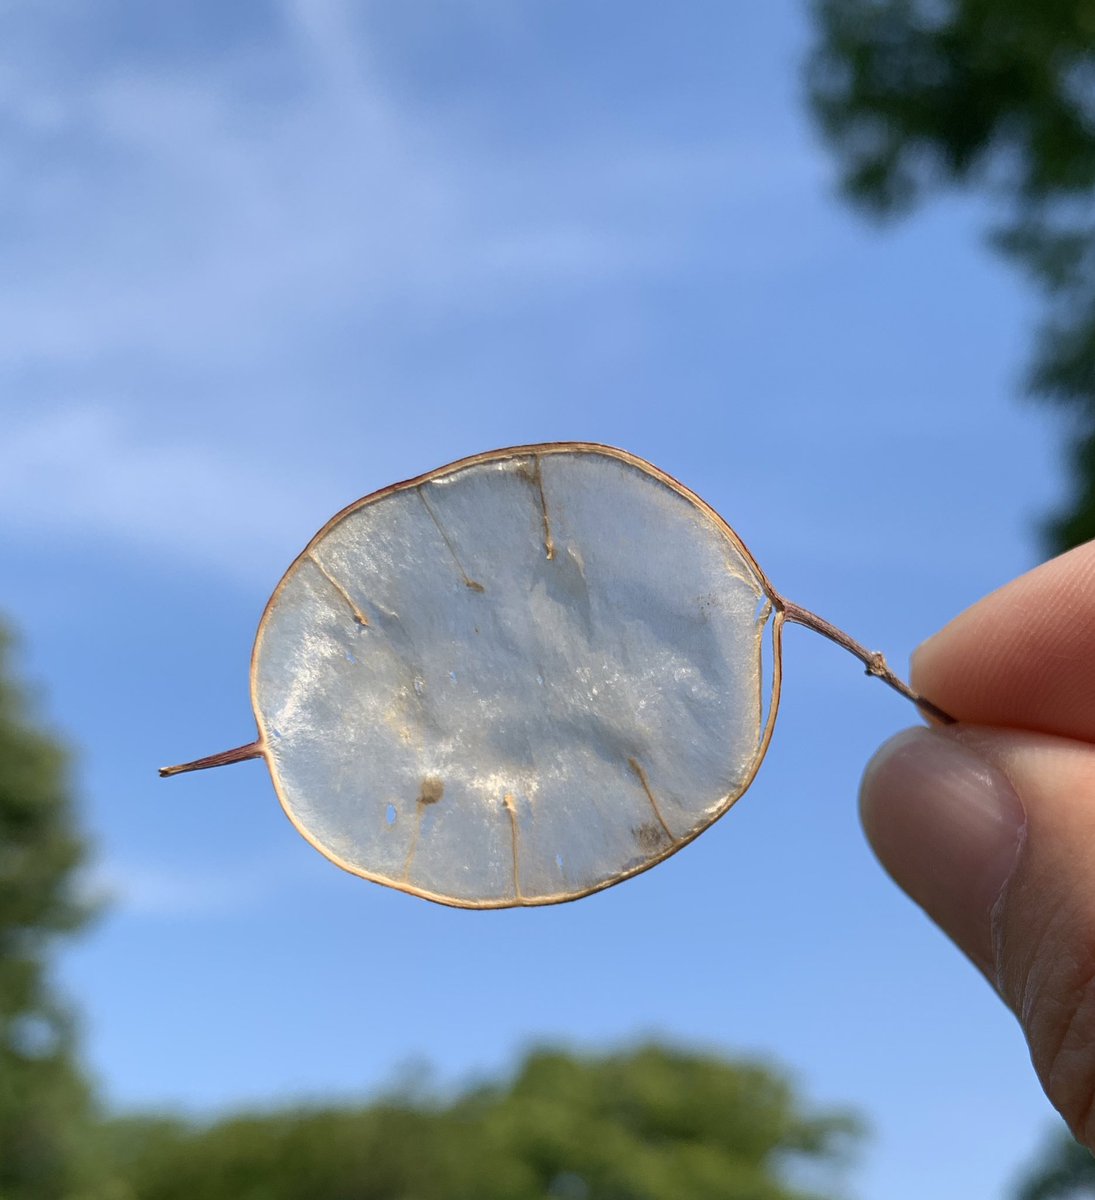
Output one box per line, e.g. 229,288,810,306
861,541,1095,1145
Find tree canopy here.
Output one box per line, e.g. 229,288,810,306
807,0,1095,551
96,1044,862,1200
0,625,97,1199
1015,1128,1095,1200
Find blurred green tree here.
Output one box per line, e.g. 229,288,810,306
806,0,1095,551
1015,1128,1095,1199
100,1044,861,1200
0,625,98,1199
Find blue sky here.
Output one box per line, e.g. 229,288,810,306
0,2,1070,1197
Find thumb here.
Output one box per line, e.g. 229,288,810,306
861,725,1095,1145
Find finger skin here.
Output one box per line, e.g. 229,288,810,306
958,729,1095,1144
912,540,1095,742
863,540,1095,1145
859,726,1025,977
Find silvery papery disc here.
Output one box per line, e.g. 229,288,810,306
251,445,777,907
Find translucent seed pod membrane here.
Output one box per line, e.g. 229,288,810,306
162,443,949,908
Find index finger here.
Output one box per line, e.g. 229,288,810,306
913,540,1095,744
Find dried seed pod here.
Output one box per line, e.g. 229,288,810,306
162,443,950,908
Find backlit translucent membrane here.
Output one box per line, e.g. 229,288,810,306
252,446,774,907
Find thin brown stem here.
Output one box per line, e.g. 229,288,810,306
778,600,956,725
159,740,265,778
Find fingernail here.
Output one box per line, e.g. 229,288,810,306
860,727,1026,974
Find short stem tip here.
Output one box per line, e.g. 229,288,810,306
159,740,264,778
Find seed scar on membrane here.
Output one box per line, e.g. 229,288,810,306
502,792,522,898
515,454,556,561
306,551,371,627
531,456,556,560
627,757,675,844
401,777,444,882
417,486,486,593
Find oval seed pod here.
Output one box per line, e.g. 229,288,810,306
161,443,950,908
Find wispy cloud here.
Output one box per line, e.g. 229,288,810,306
0,406,323,583
0,0,815,367
85,852,309,919
0,1,818,581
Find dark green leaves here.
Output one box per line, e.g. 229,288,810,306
0,625,97,1200
95,1045,862,1200
807,0,1095,551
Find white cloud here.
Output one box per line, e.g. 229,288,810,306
0,1,820,582
85,852,309,919
0,406,324,584
0,0,817,368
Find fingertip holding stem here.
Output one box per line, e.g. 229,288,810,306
860,727,1027,977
